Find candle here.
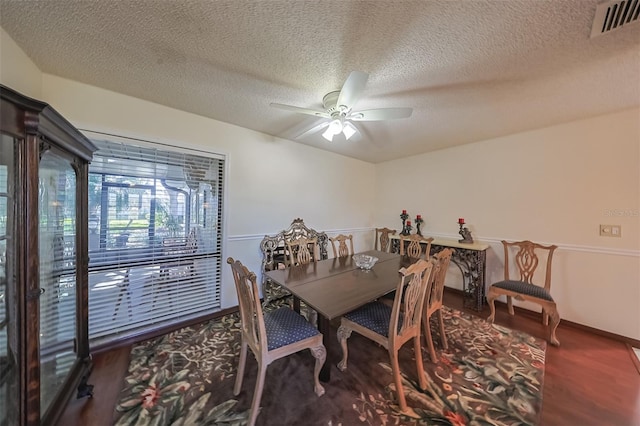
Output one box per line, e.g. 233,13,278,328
458,218,465,224
406,220,411,226
402,209,407,214
417,214,421,220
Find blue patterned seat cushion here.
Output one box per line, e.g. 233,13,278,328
263,307,320,350
343,301,402,337
492,280,554,301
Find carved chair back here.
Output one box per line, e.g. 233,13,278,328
400,234,434,259
330,234,354,258
394,259,434,341
426,248,454,315
286,236,318,267
227,257,266,357
422,248,453,362
504,240,556,291
375,227,396,252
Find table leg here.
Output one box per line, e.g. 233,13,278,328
317,315,331,382
293,296,301,313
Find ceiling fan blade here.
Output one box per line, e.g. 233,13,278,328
336,71,369,111
270,103,330,118
296,120,330,139
349,107,413,121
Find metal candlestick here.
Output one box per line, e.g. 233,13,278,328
415,217,424,236
458,223,474,244
400,212,410,235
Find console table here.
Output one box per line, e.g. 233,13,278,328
390,235,489,311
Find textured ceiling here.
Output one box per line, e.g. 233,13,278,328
1,0,639,163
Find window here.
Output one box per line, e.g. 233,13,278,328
86,135,224,347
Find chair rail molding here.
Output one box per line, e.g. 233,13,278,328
426,232,640,258
229,229,639,257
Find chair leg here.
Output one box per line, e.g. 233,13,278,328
413,336,427,390
542,309,549,326
337,325,352,371
309,345,327,397
233,339,248,395
248,362,267,426
389,348,413,415
487,291,497,323
423,315,437,363
507,296,514,315
548,305,561,346
437,309,448,351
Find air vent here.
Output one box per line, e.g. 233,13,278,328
591,0,640,38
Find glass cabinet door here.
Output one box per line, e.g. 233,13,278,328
38,149,78,416
1,84,95,425
0,134,16,426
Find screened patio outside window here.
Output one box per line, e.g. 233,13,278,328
86,135,224,347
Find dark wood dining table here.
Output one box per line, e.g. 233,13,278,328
265,249,410,381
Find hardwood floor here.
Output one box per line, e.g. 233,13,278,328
444,291,640,426
59,290,640,425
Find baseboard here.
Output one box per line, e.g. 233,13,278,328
443,287,640,348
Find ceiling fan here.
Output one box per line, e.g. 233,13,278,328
270,71,413,142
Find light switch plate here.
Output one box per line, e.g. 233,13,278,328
600,224,621,237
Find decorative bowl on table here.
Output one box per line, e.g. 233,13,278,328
353,254,378,270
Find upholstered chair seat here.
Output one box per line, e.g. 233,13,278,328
264,307,322,350
342,301,404,337
491,280,553,301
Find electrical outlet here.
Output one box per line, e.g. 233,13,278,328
600,224,621,237
611,225,621,237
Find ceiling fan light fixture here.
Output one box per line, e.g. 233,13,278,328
343,121,357,140
328,118,343,135
321,127,334,141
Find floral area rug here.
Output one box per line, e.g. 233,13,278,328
113,306,546,425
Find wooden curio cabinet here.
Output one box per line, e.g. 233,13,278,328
0,85,96,425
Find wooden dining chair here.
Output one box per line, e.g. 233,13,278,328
375,227,396,252
400,234,434,260
330,233,354,258
486,240,560,345
337,259,434,416
227,257,326,426
422,248,454,363
285,236,318,267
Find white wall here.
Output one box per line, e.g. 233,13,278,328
375,109,640,340
0,27,42,98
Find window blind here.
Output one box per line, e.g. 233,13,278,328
87,136,224,347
